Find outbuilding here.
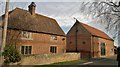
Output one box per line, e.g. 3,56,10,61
66,19,114,58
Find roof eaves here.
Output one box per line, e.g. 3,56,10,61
6,27,66,37
92,35,113,41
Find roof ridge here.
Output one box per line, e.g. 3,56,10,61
13,7,55,20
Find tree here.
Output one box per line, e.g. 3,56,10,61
80,0,120,46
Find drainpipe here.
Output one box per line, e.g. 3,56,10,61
76,24,78,52
91,36,93,58
92,36,94,58
74,18,79,52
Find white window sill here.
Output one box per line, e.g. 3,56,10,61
21,38,33,40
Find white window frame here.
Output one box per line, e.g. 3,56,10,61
51,35,57,40
21,31,33,40
99,42,106,56
21,45,32,55
50,45,57,53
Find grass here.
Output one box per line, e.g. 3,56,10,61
50,59,87,65
33,59,88,67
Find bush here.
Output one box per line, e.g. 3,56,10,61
2,45,21,64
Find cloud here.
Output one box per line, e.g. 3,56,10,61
0,0,102,2
2,0,118,2
0,2,99,33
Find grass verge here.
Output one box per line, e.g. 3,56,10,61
33,59,88,67
51,59,87,65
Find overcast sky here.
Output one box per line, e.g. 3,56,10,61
0,0,119,46
0,0,104,2
0,2,97,33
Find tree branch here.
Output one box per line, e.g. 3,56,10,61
97,12,120,17
110,1,120,7
112,7,120,12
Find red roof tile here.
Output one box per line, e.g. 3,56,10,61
79,22,113,40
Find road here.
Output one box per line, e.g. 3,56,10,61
76,55,118,67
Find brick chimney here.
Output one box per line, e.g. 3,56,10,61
28,2,36,15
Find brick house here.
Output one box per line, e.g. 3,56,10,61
0,2,66,55
66,19,114,58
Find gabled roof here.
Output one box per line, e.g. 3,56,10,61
1,8,65,36
77,20,113,41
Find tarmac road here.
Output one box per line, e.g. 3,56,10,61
77,55,118,67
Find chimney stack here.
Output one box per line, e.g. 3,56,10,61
28,2,36,15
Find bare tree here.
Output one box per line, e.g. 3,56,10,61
80,0,120,46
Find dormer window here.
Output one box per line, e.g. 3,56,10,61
21,31,32,39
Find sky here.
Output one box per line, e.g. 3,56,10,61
0,0,105,2
0,2,97,33
0,0,119,46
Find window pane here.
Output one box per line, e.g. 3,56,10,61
50,46,52,53
29,46,32,54
51,35,57,40
21,46,24,54
54,47,56,53
100,43,106,55
22,32,25,37
22,31,32,39
50,46,54,53
29,33,32,39
50,46,57,53
25,46,28,54
53,47,55,53
50,46,53,53
23,32,27,38
54,36,57,40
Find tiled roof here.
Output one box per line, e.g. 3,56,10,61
1,8,65,36
78,21,113,40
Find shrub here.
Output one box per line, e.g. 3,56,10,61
2,45,21,64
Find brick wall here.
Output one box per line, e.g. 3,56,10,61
18,32,66,54
92,37,114,57
67,22,114,58
67,22,92,58
20,53,80,65
6,29,66,54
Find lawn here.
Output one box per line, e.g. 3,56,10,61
34,59,88,67
51,59,87,65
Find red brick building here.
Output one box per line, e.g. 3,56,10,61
0,2,66,55
66,19,114,58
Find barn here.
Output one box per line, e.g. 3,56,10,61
66,19,114,58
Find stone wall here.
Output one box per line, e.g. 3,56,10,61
20,53,80,65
